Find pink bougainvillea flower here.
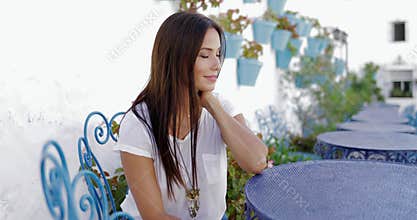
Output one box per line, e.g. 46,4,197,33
267,160,274,168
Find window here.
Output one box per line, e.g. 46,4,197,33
392,21,406,42
390,81,413,97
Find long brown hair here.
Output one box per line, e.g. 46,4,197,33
124,12,225,200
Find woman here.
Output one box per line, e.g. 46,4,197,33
113,11,268,220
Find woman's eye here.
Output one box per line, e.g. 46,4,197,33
200,55,209,58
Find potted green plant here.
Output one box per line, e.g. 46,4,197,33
237,40,263,86
252,9,278,44
271,16,297,51
179,0,222,13
283,10,299,25
210,9,250,58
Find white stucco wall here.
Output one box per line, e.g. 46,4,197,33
3,0,416,129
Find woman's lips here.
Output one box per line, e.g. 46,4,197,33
204,75,217,82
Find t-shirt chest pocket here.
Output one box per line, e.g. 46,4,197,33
202,153,223,185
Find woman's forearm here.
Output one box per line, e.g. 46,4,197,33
206,99,268,174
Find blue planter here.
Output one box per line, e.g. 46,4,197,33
267,0,287,15
300,22,313,37
304,37,321,58
304,48,319,58
288,38,302,55
271,29,291,51
318,38,330,52
335,58,345,75
275,48,293,69
295,19,307,36
252,19,277,44
224,32,243,58
307,37,321,52
237,57,262,86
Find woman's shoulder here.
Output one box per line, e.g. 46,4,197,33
122,102,151,128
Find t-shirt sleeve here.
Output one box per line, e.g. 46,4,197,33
113,110,154,159
214,92,241,117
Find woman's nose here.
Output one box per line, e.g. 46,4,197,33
211,58,220,71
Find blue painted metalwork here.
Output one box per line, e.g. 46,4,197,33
314,131,417,165
336,121,416,134
77,111,126,219
244,160,417,219
40,140,134,220
255,105,288,141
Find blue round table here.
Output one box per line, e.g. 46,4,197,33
351,110,408,124
336,121,416,134
245,160,417,220
363,102,400,109
314,131,417,164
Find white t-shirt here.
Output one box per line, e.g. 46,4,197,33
113,93,240,220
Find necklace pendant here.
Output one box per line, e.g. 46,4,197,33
186,188,200,218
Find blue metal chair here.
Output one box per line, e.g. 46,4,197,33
77,111,126,218
255,105,289,141
40,140,134,220
40,111,134,220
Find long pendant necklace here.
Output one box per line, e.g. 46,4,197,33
177,147,200,218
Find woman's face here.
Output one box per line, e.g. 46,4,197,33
194,28,221,92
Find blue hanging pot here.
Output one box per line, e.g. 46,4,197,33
304,37,321,58
304,48,319,58
334,58,345,75
271,29,291,51
301,22,313,37
224,32,243,58
252,19,277,44
267,0,287,15
237,57,263,86
295,19,307,36
318,38,330,52
275,48,293,69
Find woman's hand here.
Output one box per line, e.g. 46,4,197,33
198,91,220,112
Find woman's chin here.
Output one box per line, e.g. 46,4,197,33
197,85,215,92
